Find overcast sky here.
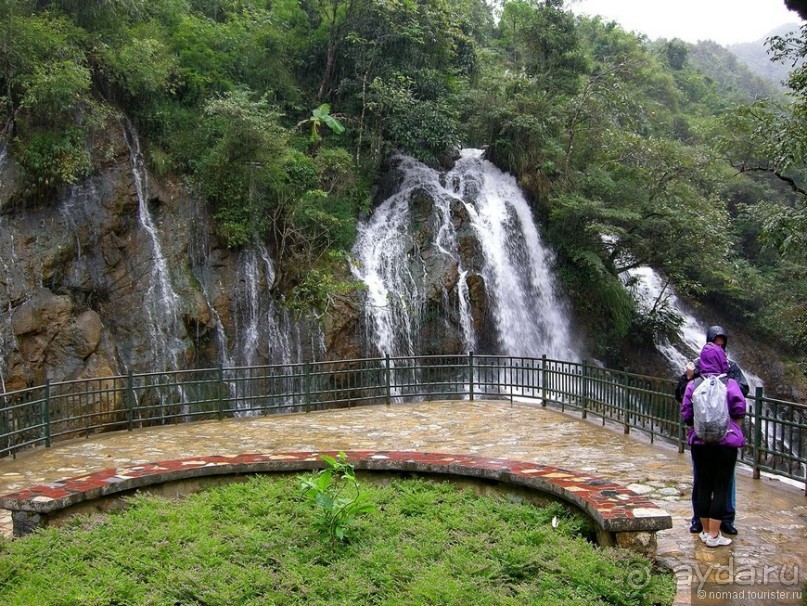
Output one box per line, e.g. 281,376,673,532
568,0,802,46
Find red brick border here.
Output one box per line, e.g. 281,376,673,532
0,451,672,541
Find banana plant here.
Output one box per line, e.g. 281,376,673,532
298,103,345,143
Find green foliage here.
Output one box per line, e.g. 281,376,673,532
683,39,782,105
0,476,675,605
299,452,376,546
194,89,289,247
368,74,460,163
287,261,359,319
0,8,103,194
664,39,688,71
15,127,92,189
2,0,806,363
101,32,178,101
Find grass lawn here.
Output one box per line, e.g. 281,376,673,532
0,475,675,605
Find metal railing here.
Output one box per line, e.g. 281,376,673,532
1,354,805,494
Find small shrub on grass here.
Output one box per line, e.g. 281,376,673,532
299,452,376,546
0,476,675,605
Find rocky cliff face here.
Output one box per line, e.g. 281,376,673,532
2,128,799,405
0,126,491,394
0,122,336,392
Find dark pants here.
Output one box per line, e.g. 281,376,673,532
690,445,738,521
691,474,735,524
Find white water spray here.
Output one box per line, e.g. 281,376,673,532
122,123,185,373
352,150,577,361
622,265,765,389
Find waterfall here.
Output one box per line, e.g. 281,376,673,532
459,151,575,358
352,156,425,358
621,265,761,379
0,142,15,391
232,244,309,367
185,188,321,376
352,150,577,361
621,266,700,370
122,123,185,373
187,218,322,366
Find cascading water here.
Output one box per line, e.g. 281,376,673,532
461,151,576,359
621,266,702,371
622,265,763,384
231,244,311,368
352,150,578,362
122,123,186,374
187,214,323,412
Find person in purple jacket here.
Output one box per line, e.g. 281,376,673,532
681,341,746,547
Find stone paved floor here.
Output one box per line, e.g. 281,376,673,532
0,400,805,605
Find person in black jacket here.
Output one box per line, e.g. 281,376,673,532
674,326,749,535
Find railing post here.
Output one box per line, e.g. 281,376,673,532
509,357,514,405
581,361,588,419
304,362,311,413
622,371,630,435
42,380,51,448
468,352,474,401
217,365,225,420
678,417,686,454
126,370,134,431
753,385,763,480
541,354,547,407
385,354,391,406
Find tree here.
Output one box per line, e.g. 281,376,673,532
311,0,371,101
665,39,688,70
1,8,104,197
194,89,290,247
706,24,807,260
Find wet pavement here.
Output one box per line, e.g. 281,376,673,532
0,400,804,604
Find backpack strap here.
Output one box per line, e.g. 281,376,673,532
699,373,727,383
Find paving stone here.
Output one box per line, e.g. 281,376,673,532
627,483,656,495
0,400,803,604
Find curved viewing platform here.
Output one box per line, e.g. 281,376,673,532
2,355,805,490
0,401,804,605
1,356,805,604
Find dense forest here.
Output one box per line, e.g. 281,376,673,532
0,0,805,378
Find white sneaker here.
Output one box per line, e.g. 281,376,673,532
699,531,710,543
706,532,732,547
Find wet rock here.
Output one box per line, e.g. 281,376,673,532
12,289,74,371
324,291,363,361
75,311,103,358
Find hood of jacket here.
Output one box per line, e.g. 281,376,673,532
699,341,729,376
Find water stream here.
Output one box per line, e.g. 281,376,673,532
122,123,186,375
352,150,578,362
231,244,309,368
621,266,762,383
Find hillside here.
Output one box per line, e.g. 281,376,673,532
687,39,785,100
728,22,802,87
